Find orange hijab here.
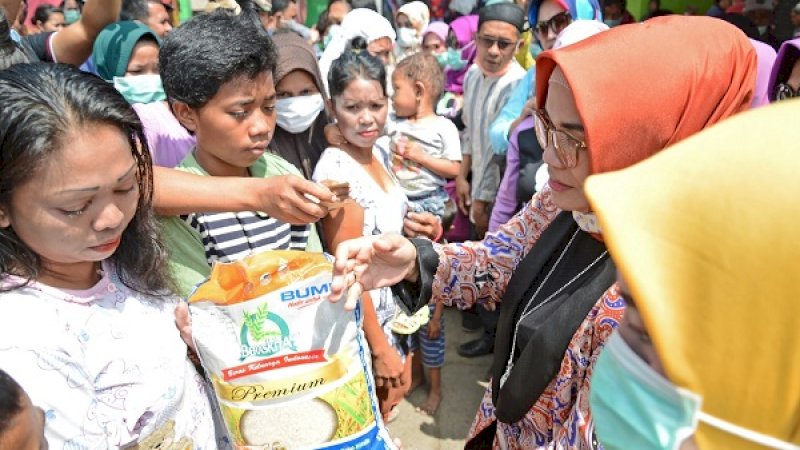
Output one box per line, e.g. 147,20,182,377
535,16,757,175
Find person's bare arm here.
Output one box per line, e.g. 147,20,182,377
51,0,122,65
153,166,335,224
455,154,472,215
322,201,405,387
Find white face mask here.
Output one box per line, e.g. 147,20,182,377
397,27,420,48
275,93,325,134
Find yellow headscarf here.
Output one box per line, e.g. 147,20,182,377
585,100,800,449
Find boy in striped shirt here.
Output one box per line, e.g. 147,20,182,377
157,12,322,297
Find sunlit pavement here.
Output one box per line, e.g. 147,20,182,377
388,307,494,450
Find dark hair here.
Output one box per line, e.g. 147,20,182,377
33,4,63,25
272,0,296,14
59,0,83,9
317,8,331,36
328,37,387,98
0,10,29,70
0,370,23,435
350,0,377,11
235,0,271,32
394,52,444,104
160,10,278,109
0,63,172,295
120,0,164,21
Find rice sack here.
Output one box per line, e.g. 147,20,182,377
188,250,394,449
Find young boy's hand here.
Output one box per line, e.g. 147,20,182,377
258,175,335,224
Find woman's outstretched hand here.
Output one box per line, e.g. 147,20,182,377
330,233,418,310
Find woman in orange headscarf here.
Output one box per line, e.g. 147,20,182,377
329,16,756,449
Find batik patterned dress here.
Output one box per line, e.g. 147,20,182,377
430,185,625,449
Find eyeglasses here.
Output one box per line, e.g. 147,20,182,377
533,109,587,168
775,82,800,101
534,11,572,36
476,35,517,51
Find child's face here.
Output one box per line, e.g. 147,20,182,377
180,72,277,177
391,72,419,119
332,78,387,149
0,390,47,450
0,124,139,275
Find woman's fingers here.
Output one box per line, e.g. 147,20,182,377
343,281,363,311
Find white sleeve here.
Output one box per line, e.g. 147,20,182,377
312,148,343,183
439,118,463,161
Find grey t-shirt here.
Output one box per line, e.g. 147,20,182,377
386,115,462,199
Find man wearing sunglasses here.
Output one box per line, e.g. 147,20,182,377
455,2,526,359
488,0,602,158
456,2,525,241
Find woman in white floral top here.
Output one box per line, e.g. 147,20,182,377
0,64,225,449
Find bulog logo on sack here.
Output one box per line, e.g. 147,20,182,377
239,303,296,361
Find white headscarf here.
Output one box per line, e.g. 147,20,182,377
395,1,430,59
319,8,397,94
397,1,430,33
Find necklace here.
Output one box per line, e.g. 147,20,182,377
499,229,608,389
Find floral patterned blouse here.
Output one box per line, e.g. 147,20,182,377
0,263,226,449
432,185,625,449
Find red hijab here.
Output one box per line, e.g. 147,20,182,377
536,16,757,175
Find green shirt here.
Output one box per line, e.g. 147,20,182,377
160,151,323,298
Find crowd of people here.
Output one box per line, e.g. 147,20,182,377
0,0,798,448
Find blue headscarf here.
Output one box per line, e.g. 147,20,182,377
527,0,602,29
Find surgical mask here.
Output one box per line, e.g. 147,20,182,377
603,18,622,27
113,75,166,104
275,93,325,134
758,25,768,34
591,332,800,450
397,27,420,48
64,9,81,24
9,28,21,43
435,47,466,70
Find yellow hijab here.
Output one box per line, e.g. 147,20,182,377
585,100,800,449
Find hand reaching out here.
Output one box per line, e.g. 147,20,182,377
330,234,418,310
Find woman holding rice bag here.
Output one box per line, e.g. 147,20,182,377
0,63,223,449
